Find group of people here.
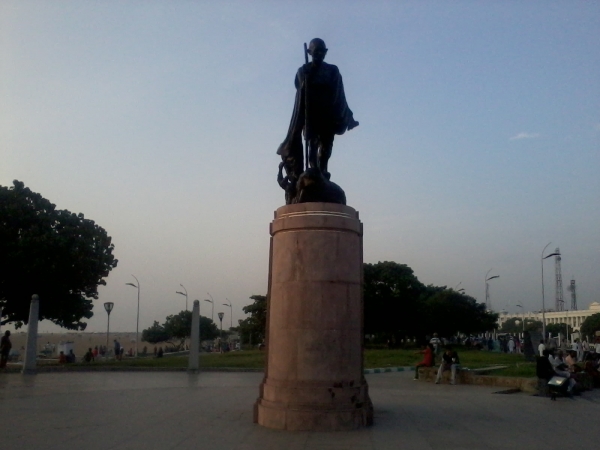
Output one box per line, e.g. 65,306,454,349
538,337,598,362
58,349,77,363
537,337,600,395
413,334,461,385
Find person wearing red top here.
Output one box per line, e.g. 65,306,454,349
414,343,435,380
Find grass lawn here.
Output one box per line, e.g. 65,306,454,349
45,348,533,377
364,348,526,370
57,350,267,370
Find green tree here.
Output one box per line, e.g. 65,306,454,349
546,322,574,336
423,290,498,337
363,261,425,340
500,317,544,333
238,295,266,344
141,321,170,344
0,180,118,329
581,313,600,339
142,311,219,349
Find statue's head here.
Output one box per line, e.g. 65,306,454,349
308,38,327,63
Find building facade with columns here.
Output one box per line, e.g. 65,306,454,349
497,302,600,332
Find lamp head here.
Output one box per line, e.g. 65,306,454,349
104,302,114,314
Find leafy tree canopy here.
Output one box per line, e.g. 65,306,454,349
141,321,170,344
422,290,498,337
546,322,574,336
364,261,497,342
0,180,118,329
500,317,544,334
141,311,219,348
225,263,498,346
581,313,600,339
238,295,266,344
364,261,424,337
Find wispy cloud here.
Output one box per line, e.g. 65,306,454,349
510,132,540,141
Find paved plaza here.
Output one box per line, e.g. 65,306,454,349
1,370,599,450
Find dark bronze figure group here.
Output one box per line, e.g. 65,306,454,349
277,38,358,205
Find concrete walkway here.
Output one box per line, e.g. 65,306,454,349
1,371,599,450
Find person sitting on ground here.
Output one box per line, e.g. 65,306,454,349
565,350,580,372
583,354,600,387
435,347,461,385
58,351,67,364
414,343,435,380
544,349,577,394
66,349,76,363
83,348,95,363
546,349,566,369
536,351,555,384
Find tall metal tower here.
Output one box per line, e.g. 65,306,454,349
554,247,564,311
568,279,578,310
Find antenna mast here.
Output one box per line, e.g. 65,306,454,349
554,247,564,311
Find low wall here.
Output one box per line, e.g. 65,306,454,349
416,366,538,393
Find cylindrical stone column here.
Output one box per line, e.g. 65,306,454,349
188,300,200,372
22,294,40,375
255,203,373,431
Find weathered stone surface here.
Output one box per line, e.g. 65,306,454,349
255,203,372,431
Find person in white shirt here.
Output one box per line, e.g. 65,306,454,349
538,340,546,357
430,333,441,355
508,338,515,353
573,339,582,362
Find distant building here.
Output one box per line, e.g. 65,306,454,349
498,302,600,332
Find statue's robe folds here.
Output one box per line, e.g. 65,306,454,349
277,62,356,177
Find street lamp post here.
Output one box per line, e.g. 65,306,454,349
218,312,224,352
516,304,525,333
485,269,500,311
204,295,214,323
125,275,140,357
176,284,188,311
223,299,233,330
541,242,561,339
104,302,114,349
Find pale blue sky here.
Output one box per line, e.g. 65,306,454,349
2,1,599,332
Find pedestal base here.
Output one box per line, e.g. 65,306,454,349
255,378,372,431
254,203,373,431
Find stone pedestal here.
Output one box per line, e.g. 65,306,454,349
255,203,373,431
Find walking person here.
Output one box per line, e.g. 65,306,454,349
508,337,515,354
0,330,12,368
113,339,121,361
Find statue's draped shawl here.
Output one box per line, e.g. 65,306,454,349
277,62,355,164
